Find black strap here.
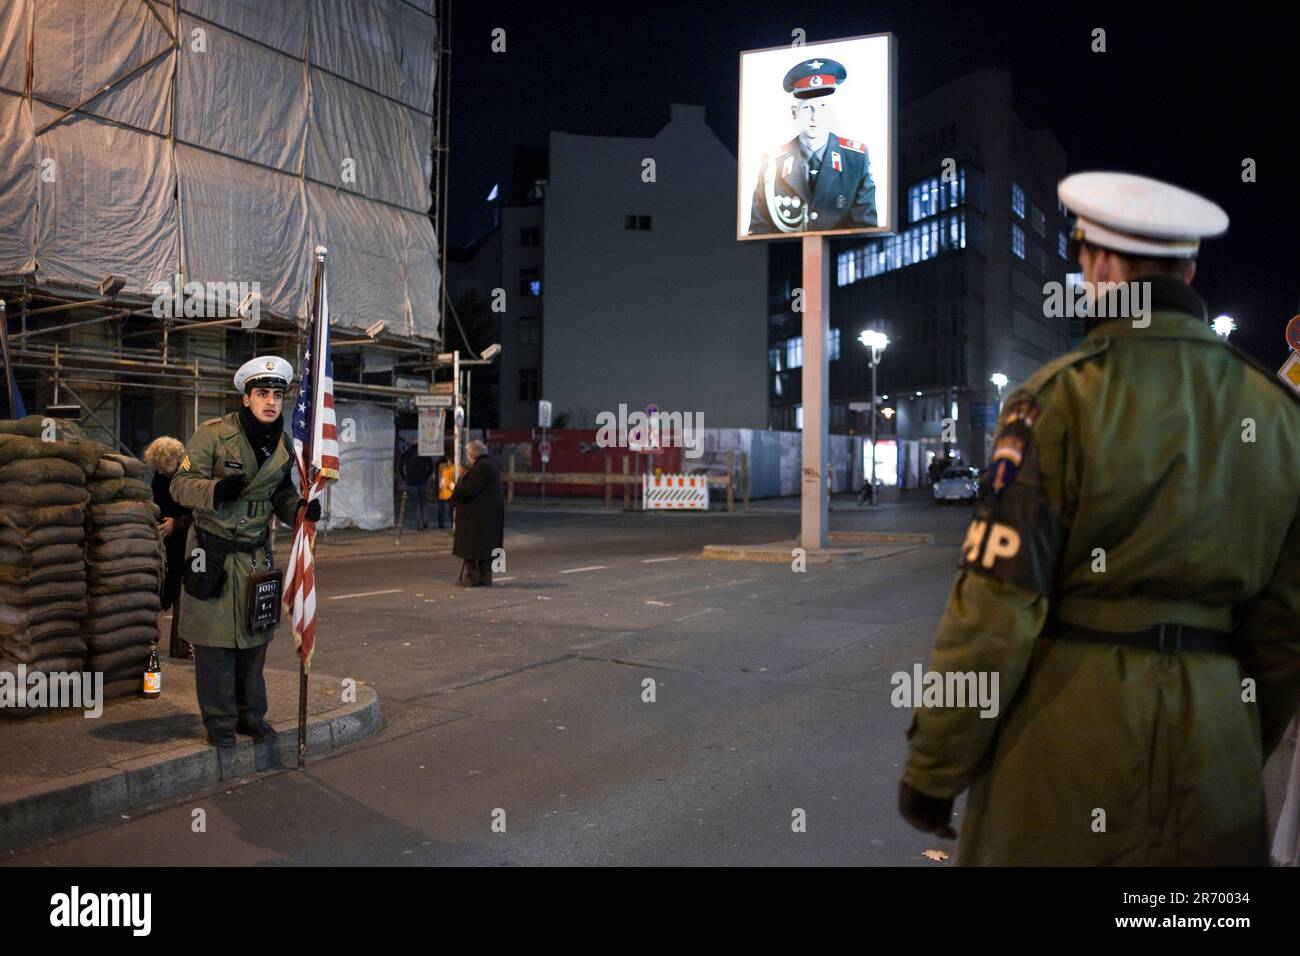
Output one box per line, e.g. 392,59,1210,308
196,524,267,555
1045,619,1234,656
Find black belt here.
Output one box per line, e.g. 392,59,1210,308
195,525,267,555
1046,620,1235,656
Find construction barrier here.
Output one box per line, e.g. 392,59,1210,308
643,474,709,510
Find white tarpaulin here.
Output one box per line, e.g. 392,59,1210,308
0,0,440,339
323,401,394,531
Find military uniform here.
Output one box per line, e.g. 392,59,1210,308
900,173,1300,865
171,356,301,745
748,133,877,234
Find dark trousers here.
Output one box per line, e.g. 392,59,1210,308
193,644,269,734
461,559,493,586
437,499,451,529
406,486,427,528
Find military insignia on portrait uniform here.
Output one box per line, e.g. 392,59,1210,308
836,195,847,209
837,138,866,153
782,155,794,178
1000,397,1041,429
179,454,190,471
831,151,842,172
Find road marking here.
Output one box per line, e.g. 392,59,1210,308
559,565,607,574
497,576,516,582
641,556,681,563
329,588,404,601
644,600,672,606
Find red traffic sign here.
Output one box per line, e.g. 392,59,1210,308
1286,315,1300,352
538,440,552,457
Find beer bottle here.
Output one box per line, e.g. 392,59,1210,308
142,646,162,699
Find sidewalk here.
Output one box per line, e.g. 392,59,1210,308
0,659,381,851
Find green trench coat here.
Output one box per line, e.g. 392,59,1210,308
904,278,1300,865
169,413,299,649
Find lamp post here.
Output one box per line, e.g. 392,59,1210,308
990,371,1008,405
858,330,890,506
1212,315,1236,341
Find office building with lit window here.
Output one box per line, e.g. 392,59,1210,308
768,69,1076,476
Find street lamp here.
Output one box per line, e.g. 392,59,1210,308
990,371,1008,403
857,330,889,506
1212,315,1236,340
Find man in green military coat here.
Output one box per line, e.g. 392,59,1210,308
899,172,1300,865
171,356,318,748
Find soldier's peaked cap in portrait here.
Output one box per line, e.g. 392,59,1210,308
234,355,293,393
783,57,847,98
1059,171,1229,259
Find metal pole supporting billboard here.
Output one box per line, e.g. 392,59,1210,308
801,235,829,549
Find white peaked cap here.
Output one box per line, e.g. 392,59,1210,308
1059,171,1228,258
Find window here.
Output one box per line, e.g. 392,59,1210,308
835,211,968,286
1011,181,1025,218
908,168,967,224
518,368,539,401
624,215,652,231
768,346,783,372
528,179,548,200
829,327,841,361
1011,223,1025,260
1031,205,1045,237
520,226,540,247
785,336,803,370
1058,231,1068,260
795,405,803,430
518,317,540,345
518,268,541,297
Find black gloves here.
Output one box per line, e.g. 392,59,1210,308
212,475,247,505
898,780,957,839
298,498,321,521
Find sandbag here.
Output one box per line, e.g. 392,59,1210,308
0,599,88,634
0,458,87,485
0,482,90,507
0,433,101,474
86,625,160,654
91,459,125,480
87,572,159,595
0,502,87,530
0,561,86,585
0,542,85,567
99,676,144,703
0,524,85,550
0,580,87,606
1,616,82,646
87,643,152,674
87,500,160,524
104,454,148,480
88,478,153,504
88,590,161,615
2,632,87,663
1,653,89,674
87,538,163,561
0,415,86,441
83,607,159,634
87,527,158,545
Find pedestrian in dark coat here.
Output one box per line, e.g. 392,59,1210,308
451,440,504,586
144,436,193,658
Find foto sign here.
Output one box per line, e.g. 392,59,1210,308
737,32,896,241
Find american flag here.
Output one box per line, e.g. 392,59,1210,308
283,250,340,669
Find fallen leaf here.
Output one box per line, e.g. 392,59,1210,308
922,849,949,862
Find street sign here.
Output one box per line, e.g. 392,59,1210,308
848,401,871,412
1286,315,1300,352
430,381,454,395
417,408,445,455
416,394,453,408
1279,350,1300,396
539,440,552,458
538,400,552,428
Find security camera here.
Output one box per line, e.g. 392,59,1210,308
481,343,502,360
237,290,262,318
366,320,387,339
98,274,126,298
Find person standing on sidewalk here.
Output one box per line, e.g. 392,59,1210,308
399,441,434,530
437,453,456,531
450,440,503,587
144,436,193,659
171,356,318,748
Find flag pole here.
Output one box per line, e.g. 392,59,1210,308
298,247,326,770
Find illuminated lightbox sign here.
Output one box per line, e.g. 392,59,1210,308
737,33,897,241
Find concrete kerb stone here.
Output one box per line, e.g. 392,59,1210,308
0,676,381,851
701,532,933,565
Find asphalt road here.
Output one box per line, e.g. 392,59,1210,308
8,496,979,866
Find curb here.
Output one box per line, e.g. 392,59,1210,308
701,538,929,564
0,678,381,851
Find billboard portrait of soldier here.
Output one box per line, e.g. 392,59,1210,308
738,34,896,240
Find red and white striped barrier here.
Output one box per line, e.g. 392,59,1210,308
643,474,708,510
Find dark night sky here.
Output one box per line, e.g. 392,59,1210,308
447,0,1299,367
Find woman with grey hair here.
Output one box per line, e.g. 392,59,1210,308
144,436,193,657
450,440,505,586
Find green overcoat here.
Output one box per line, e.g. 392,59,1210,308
904,278,1300,865
169,412,299,649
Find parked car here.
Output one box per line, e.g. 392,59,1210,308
932,466,979,504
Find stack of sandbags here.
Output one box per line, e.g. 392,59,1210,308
0,417,101,716
84,451,163,701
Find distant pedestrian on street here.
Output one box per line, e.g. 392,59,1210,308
451,440,504,587
144,436,193,658
400,441,434,530
436,454,456,530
